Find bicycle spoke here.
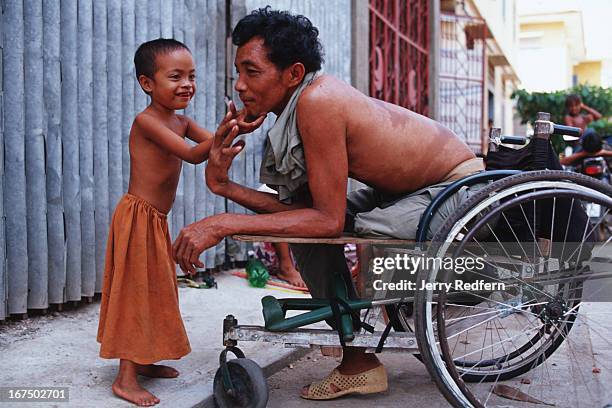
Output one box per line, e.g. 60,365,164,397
418,174,612,407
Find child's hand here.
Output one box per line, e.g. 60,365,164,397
228,100,266,135
205,112,243,193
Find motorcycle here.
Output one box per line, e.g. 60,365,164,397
580,156,612,239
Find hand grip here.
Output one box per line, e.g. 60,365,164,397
552,124,582,138
500,136,528,146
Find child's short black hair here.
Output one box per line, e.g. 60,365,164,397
565,94,582,111
231,6,324,74
134,38,191,79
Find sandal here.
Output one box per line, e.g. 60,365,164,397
300,365,388,400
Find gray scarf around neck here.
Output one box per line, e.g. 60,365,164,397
259,71,319,203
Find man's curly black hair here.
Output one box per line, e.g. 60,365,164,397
232,6,324,73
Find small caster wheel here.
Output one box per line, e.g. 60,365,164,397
213,358,268,408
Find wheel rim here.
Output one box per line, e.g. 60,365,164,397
420,180,612,407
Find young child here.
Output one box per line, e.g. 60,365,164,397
96,38,261,407
564,94,602,134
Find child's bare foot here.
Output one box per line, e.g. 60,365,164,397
277,261,306,288
112,381,159,406
136,364,180,378
113,359,160,406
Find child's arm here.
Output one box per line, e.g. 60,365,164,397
134,113,213,164
581,103,602,122
182,115,214,143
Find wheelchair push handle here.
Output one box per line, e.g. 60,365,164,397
488,128,529,146
552,124,582,138
489,112,582,146
533,112,582,141
500,136,528,146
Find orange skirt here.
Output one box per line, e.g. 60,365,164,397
97,194,191,364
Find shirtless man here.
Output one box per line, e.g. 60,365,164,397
173,7,481,400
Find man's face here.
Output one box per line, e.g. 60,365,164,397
234,37,292,117
143,49,196,110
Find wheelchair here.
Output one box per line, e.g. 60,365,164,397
213,113,612,408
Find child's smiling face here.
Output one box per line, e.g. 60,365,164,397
140,48,196,111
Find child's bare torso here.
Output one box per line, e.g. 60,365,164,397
128,111,189,213
566,114,591,132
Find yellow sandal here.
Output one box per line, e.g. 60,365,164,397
301,365,388,400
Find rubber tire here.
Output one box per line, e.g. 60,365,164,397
414,170,611,407
213,358,268,408
433,170,612,238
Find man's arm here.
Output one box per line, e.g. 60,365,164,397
134,113,212,164
209,181,311,213
212,92,348,236
173,92,349,273
596,149,612,158
560,150,589,165
560,149,612,165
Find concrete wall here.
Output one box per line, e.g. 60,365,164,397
602,60,612,87
472,0,519,68
518,22,569,91
574,61,602,86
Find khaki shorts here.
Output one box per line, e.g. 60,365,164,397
291,157,486,299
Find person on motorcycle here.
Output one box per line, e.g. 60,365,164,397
560,131,612,166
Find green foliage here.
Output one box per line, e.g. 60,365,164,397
589,119,612,136
512,85,612,152
512,84,612,125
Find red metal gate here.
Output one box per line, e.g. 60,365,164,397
369,0,430,116
439,13,487,153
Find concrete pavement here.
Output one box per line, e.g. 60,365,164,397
0,271,309,408
267,302,612,408
1,270,610,407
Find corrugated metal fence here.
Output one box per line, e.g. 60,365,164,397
1,0,228,319
1,0,351,320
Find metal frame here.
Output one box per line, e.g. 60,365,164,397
439,12,487,153
369,0,430,115
223,317,419,354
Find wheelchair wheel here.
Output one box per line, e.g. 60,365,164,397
213,358,268,408
415,170,612,408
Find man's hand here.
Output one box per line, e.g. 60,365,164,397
172,216,225,275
